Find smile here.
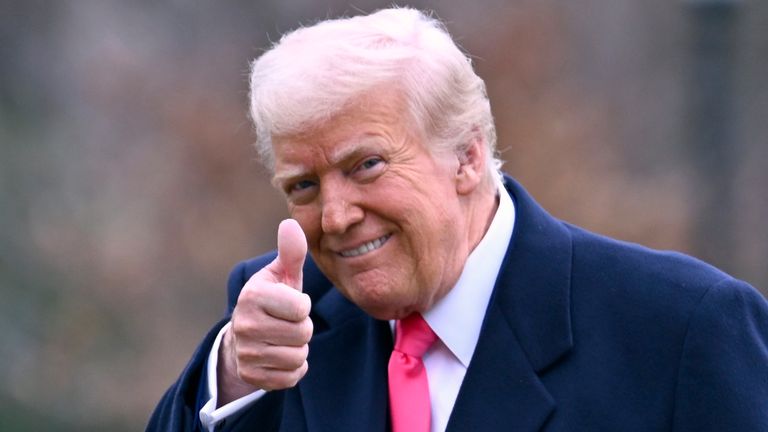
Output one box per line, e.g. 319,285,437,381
339,234,391,258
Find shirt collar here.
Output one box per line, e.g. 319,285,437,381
423,180,515,366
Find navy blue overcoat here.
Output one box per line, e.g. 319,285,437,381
148,176,768,431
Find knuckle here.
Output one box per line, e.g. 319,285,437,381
237,367,261,386
299,293,312,317
239,366,280,390
264,373,292,391
231,318,258,338
231,317,247,334
237,345,267,366
298,345,310,364
232,314,271,340
237,283,260,303
283,289,310,320
288,301,305,322
238,281,276,309
286,347,308,369
280,372,301,389
239,354,307,390
299,319,314,343
295,361,309,382
283,357,302,370
282,362,308,388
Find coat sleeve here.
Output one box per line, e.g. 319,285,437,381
146,255,298,431
146,260,254,432
146,318,230,432
672,278,768,431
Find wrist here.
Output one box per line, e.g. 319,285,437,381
217,325,259,406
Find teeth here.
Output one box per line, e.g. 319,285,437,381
340,235,390,258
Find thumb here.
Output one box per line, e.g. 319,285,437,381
276,218,307,291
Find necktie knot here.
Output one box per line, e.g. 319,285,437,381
394,313,437,358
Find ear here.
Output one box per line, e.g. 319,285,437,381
455,131,486,195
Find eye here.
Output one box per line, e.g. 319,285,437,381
359,157,382,171
351,156,385,181
290,179,317,192
284,179,319,204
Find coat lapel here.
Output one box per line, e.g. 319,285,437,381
447,177,574,431
298,289,393,432
446,300,556,431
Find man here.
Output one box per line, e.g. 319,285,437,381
148,7,768,432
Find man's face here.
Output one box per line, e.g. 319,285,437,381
271,91,473,320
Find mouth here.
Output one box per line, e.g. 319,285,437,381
338,234,391,258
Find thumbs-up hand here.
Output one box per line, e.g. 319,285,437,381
218,219,313,403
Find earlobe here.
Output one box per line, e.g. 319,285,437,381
455,135,485,195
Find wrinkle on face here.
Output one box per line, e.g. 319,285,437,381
270,88,491,319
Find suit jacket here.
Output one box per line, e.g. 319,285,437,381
148,176,768,431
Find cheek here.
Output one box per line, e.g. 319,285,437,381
289,206,322,247
403,198,455,242
405,205,461,275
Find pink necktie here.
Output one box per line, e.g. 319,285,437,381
388,313,438,432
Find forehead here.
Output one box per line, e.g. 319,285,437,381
271,90,416,176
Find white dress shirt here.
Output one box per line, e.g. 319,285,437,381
200,181,515,432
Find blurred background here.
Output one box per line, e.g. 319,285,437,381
1,0,766,430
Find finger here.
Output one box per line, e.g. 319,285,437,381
237,361,308,391
259,286,311,323
237,344,309,370
276,219,307,290
259,314,313,346
234,313,313,346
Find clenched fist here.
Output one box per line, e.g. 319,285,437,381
217,219,313,405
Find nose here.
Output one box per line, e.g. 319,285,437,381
320,182,364,234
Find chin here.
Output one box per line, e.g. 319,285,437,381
355,301,408,321
342,284,409,320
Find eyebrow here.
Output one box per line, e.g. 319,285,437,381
271,166,307,188
272,138,384,187
327,139,381,165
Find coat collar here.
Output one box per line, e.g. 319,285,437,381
497,175,573,372
445,176,573,431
